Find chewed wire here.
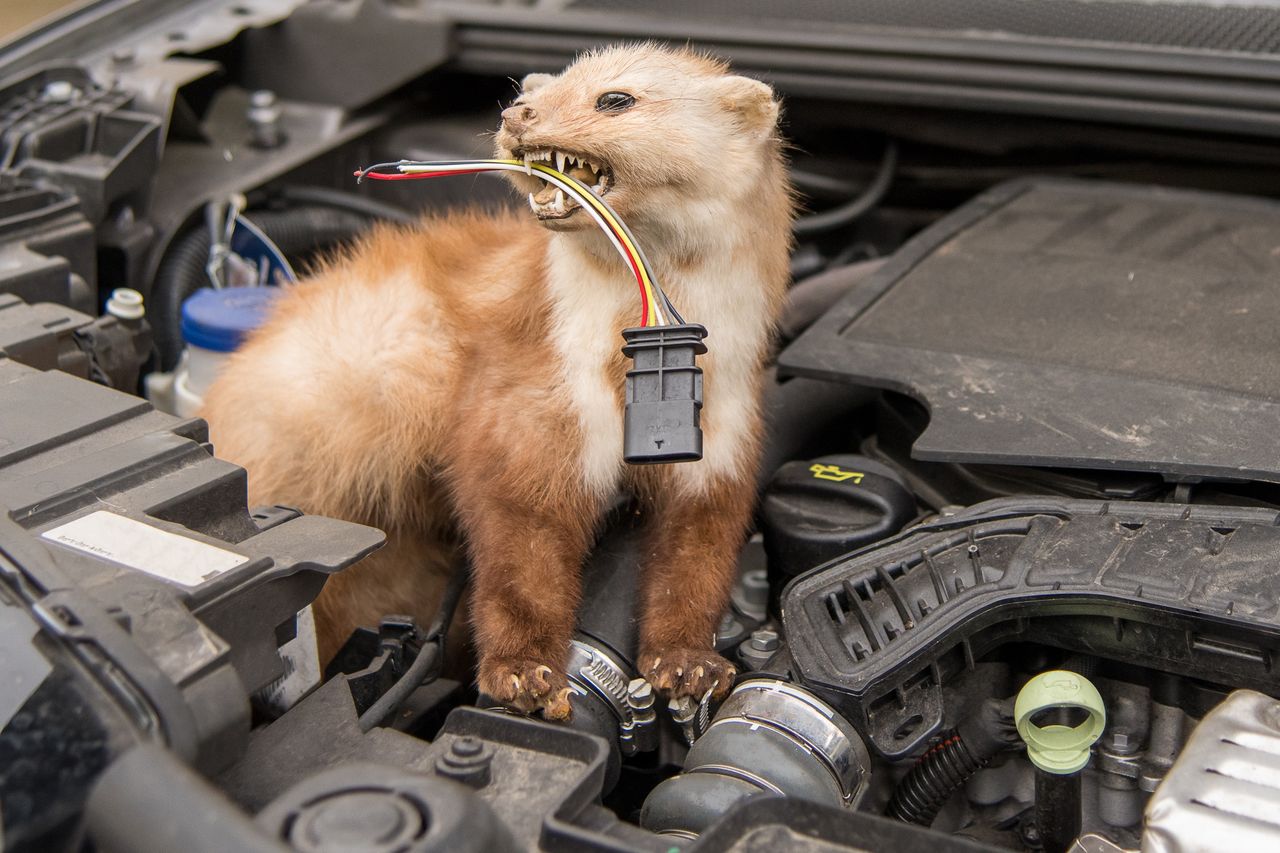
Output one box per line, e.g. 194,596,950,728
354,159,684,327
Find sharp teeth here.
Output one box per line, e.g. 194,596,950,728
555,151,566,172
523,153,532,175
528,192,538,212
554,189,565,213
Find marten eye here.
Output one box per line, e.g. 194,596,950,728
595,91,635,113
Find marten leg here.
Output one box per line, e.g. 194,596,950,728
635,472,755,701
450,455,603,719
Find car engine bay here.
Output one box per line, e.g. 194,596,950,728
4,2,1280,851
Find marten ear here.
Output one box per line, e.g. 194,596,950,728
714,75,780,135
520,73,555,95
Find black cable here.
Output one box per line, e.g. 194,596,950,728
794,142,899,237
357,562,468,732
276,185,416,225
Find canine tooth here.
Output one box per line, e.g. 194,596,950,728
555,151,566,172
523,153,532,175
528,192,537,212
554,189,565,213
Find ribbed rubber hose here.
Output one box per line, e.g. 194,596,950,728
150,206,376,370
886,729,989,825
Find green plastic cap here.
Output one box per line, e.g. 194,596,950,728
1014,670,1106,774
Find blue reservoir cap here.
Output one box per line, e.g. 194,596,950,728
180,287,282,353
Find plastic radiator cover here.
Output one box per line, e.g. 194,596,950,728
779,178,1280,485
780,498,1280,760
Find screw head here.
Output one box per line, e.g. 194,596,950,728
627,678,653,705
749,627,780,652
450,736,483,759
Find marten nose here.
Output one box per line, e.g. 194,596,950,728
501,104,537,136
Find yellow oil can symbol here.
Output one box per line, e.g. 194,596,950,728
809,464,864,484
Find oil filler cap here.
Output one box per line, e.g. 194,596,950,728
1015,670,1106,774
762,454,915,579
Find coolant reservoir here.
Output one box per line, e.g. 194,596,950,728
171,286,281,416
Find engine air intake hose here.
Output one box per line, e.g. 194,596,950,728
641,680,870,838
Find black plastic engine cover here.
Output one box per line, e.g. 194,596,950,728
781,498,1280,759
779,178,1280,485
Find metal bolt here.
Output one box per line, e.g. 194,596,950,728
246,89,284,148
1107,729,1137,754
749,627,780,652
627,678,654,709
435,736,492,788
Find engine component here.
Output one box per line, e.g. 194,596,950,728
0,66,161,305
641,679,870,838
1143,690,1280,852
693,796,991,853
0,356,382,850
780,178,1280,486
0,178,96,313
886,697,1018,825
1015,671,1106,853
163,286,284,416
781,497,1280,759
1,289,152,393
257,763,517,853
762,453,915,580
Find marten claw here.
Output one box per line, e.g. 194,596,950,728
478,657,573,719
639,648,735,701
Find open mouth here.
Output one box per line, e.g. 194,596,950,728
515,147,613,220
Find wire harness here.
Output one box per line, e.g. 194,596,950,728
356,159,684,328
355,158,706,464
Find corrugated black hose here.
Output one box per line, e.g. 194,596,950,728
887,698,1018,825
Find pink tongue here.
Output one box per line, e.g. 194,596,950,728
533,184,558,205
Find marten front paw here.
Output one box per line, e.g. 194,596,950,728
639,648,735,701
478,657,574,721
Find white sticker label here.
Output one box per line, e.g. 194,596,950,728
41,510,248,586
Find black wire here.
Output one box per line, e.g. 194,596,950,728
794,142,899,237
357,561,469,732
277,185,416,224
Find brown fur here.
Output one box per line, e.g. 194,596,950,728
200,43,794,716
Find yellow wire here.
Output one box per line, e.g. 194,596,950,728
396,158,667,324
508,160,665,323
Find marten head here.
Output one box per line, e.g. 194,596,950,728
495,43,783,237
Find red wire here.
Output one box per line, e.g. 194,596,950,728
356,168,651,326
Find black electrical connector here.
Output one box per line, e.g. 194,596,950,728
621,323,707,464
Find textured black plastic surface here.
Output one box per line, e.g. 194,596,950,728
780,178,1280,486
781,498,1280,759
621,323,706,464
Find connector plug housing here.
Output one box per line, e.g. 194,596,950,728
621,323,707,464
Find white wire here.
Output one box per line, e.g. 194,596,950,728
397,161,669,325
